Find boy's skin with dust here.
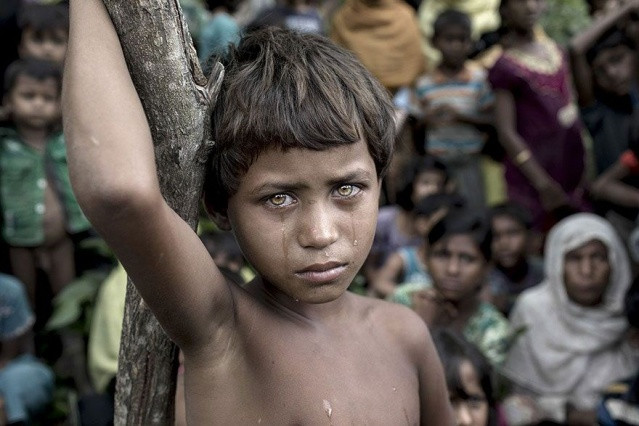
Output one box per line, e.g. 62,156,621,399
62,0,454,424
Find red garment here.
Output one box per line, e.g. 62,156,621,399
620,150,639,174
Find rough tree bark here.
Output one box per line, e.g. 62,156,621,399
99,0,223,423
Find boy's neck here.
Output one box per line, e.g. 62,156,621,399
16,124,50,151
437,62,465,77
249,277,353,325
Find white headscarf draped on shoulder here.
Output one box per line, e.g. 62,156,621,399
503,213,638,419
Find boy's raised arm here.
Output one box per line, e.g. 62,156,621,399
63,0,234,350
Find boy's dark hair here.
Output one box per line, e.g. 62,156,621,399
427,208,492,261
3,58,62,96
395,156,449,211
586,28,635,65
17,3,69,33
205,27,395,212
432,329,497,426
488,201,533,230
433,9,472,40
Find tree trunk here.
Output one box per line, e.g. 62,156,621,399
99,0,223,423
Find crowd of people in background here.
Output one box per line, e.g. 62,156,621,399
0,0,638,424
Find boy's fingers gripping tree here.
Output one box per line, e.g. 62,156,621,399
69,0,223,422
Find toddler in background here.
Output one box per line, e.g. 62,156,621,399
415,9,494,211
1,58,89,307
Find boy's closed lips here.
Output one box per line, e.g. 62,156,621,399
295,261,348,284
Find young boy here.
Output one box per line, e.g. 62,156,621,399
570,1,639,242
415,9,494,211
63,0,454,423
17,3,69,65
1,58,90,307
411,208,511,367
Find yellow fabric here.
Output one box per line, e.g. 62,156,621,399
331,0,425,91
418,0,500,71
88,263,127,393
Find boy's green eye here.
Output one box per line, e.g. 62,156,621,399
269,194,288,206
336,184,360,197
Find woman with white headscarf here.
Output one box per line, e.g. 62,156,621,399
502,213,639,424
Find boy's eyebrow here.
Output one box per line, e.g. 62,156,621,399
250,168,375,195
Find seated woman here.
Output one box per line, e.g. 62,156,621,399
503,213,639,424
411,208,512,367
432,328,499,426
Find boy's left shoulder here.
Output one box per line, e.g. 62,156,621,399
349,293,433,353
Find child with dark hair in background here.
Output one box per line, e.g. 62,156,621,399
1,58,92,395
17,2,68,65
489,0,588,244
483,202,544,316
415,9,494,210
411,208,512,367
432,328,499,426
200,230,251,284
571,2,639,241
374,192,465,301
366,156,449,293
1,58,89,308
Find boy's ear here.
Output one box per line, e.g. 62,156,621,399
208,209,232,231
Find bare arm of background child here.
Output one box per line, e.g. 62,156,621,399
569,0,639,108
63,0,233,352
494,90,570,211
591,160,639,207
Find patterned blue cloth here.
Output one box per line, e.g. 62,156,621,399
0,273,34,340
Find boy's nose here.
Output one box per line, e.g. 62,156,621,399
297,204,339,249
446,257,461,275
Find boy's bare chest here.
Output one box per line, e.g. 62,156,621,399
185,322,420,425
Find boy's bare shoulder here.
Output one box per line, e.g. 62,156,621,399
349,292,433,355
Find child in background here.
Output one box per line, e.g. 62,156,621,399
411,208,512,367
366,156,449,293
489,0,588,241
64,0,455,421
374,192,464,301
17,2,68,65
415,9,494,211
570,2,639,239
0,273,55,425
432,329,499,426
198,0,242,67
1,58,89,308
483,202,544,316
